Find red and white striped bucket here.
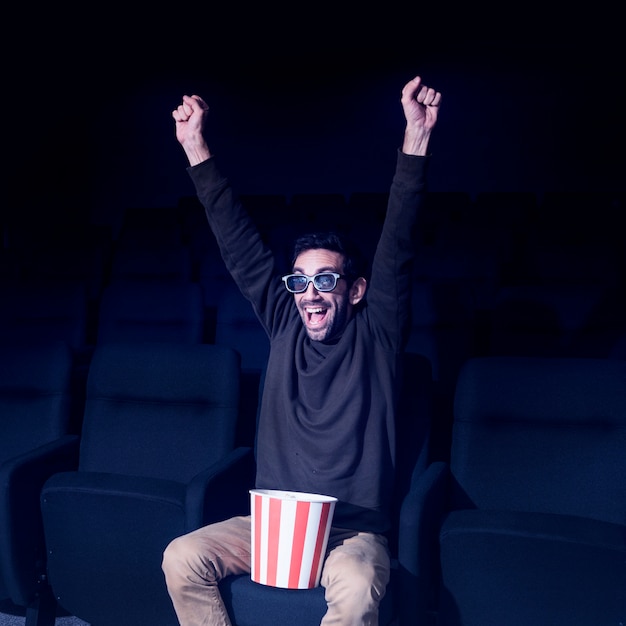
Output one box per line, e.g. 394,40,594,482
250,489,337,589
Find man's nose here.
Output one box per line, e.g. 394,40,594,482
304,281,321,295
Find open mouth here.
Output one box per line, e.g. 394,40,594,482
305,306,327,326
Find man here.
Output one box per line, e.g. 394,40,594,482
162,75,442,625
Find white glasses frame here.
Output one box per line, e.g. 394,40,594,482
281,272,344,293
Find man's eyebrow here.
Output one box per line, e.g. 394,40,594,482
292,266,339,274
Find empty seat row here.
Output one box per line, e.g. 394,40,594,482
3,191,624,308
0,339,253,626
3,339,624,624
0,337,434,626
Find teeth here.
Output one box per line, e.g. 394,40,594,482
306,307,324,313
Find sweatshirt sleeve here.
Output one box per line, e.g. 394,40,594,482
367,150,429,352
187,158,285,333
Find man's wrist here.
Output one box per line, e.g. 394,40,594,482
401,126,432,156
182,140,212,166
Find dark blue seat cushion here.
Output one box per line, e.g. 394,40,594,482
221,570,395,626
438,509,626,626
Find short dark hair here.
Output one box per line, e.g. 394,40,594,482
291,231,370,283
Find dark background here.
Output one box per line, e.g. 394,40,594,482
4,2,624,229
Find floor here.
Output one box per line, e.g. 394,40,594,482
0,600,89,626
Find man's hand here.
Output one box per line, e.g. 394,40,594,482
172,95,212,166
400,76,442,156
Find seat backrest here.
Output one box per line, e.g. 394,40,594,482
472,190,537,228
289,192,348,230
96,280,205,344
487,284,613,358
0,279,89,352
450,356,626,525
109,244,193,283
239,193,289,236
215,283,270,373
17,223,112,301
0,340,74,461
78,342,241,483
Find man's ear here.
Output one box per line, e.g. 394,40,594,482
349,277,367,305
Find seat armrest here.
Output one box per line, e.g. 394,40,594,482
396,460,449,624
186,446,256,528
1,434,81,491
398,461,449,572
0,434,80,606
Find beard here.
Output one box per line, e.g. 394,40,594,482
298,298,350,343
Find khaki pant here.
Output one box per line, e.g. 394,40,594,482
162,515,390,625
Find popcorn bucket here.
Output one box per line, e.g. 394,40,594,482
249,489,337,589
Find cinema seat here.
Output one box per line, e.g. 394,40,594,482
0,340,77,625
398,356,626,625
40,342,254,626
